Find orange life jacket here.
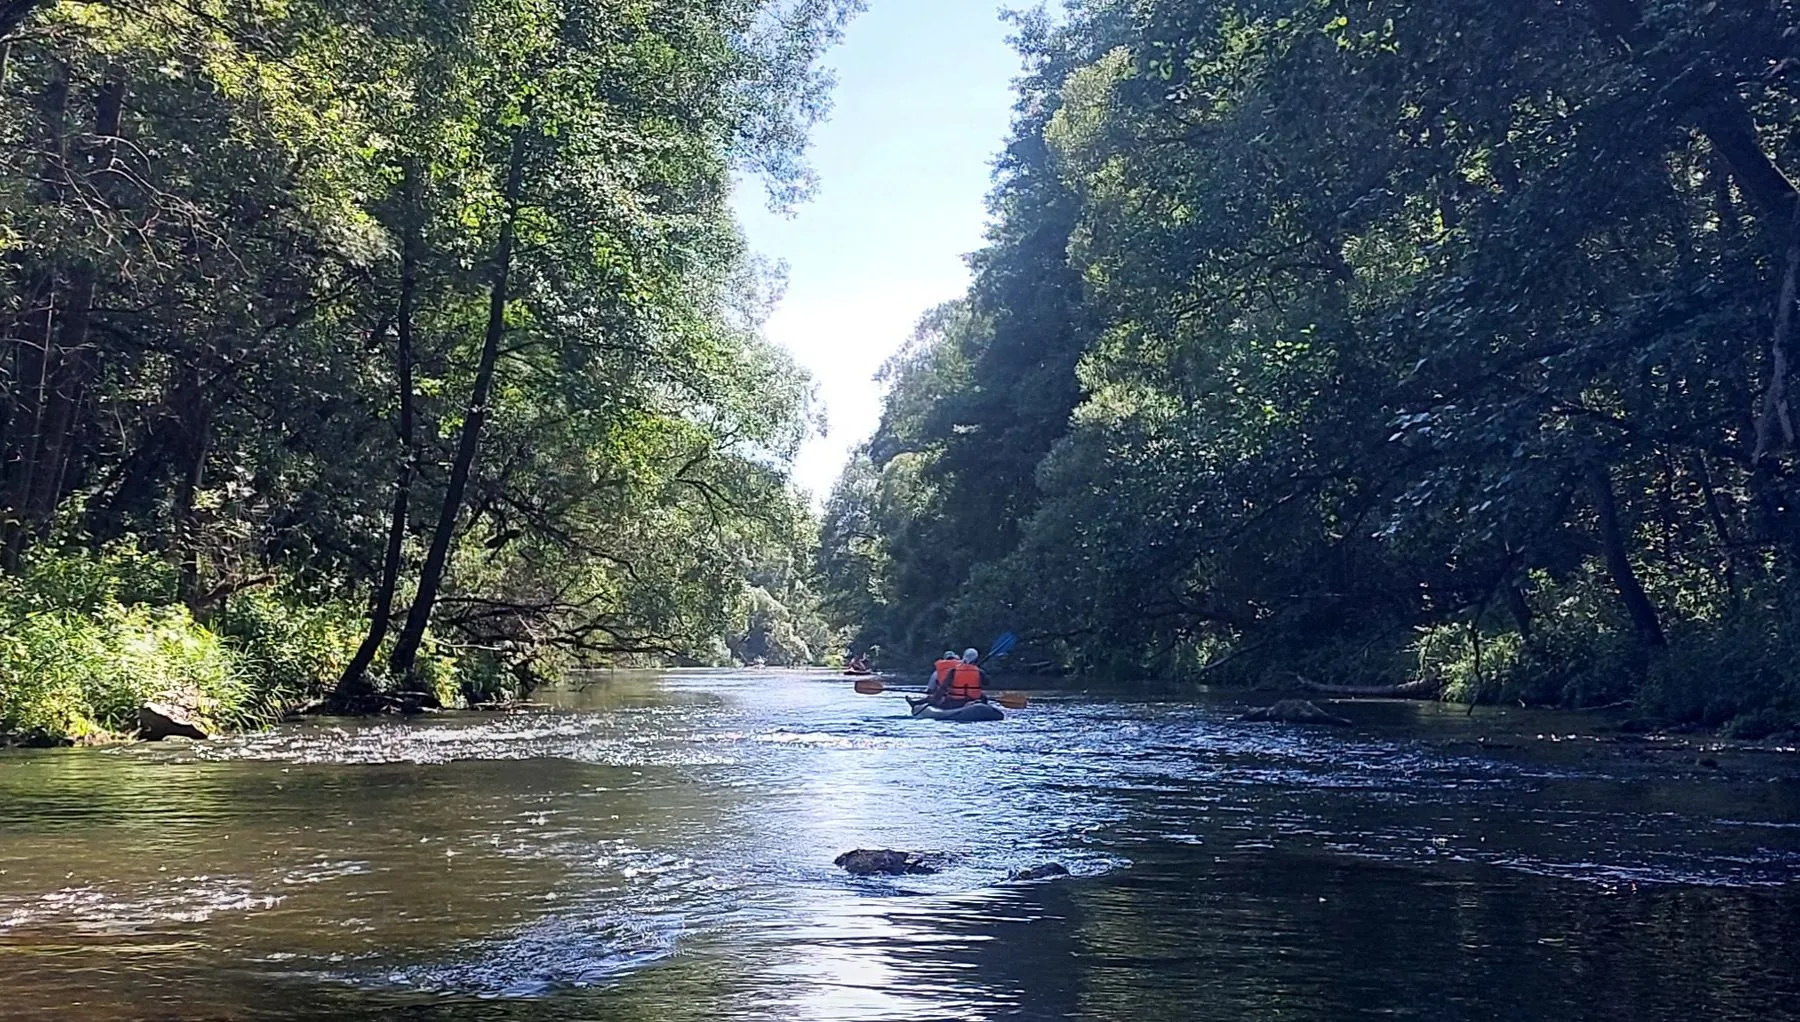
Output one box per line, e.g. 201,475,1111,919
944,662,983,703
933,658,961,685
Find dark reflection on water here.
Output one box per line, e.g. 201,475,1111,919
1,670,1797,1020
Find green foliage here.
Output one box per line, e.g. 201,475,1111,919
2,540,179,614
0,0,860,725
0,602,244,741
214,589,367,712
823,0,1800,730
0,549,349,740
1641,601,1800,727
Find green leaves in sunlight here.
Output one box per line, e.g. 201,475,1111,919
819,0,1800,730
0,0,859,736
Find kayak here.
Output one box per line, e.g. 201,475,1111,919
908,699,1005,723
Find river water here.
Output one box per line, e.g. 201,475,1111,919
2,670,1798,1020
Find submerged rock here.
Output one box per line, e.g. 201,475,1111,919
138,702,209,742
1010,862,1071,881
834,849,938,876
1240,699,1351,727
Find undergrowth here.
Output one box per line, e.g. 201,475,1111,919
0,545,372,743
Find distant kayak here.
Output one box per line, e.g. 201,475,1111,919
843,668,876,677
908,699,1005,723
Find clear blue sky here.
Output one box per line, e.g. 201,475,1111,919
733,0,1023,503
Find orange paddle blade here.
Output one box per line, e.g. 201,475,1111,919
853,678,886,695
995,692,1028,709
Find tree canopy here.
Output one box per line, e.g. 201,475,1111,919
0,0,858,728
824,0,1800,727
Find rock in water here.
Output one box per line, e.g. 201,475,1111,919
138,702,209,742
1010,863,1071,881
834,849,938,876
1240,699,1352,726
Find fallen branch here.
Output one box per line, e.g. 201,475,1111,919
1296,676,1445,700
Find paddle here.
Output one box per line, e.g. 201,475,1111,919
853,679,1027,710
986,631,1018,662
854,632,1027,709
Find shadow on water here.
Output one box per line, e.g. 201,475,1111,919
1,669,1797,1020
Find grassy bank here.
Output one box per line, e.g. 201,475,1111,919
0,546,411,745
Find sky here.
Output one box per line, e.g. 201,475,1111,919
732,0,1024,504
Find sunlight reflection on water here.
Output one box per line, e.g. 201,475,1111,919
0,670,1796,1021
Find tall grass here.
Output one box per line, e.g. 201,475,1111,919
0,604,247,740
0,546,363,742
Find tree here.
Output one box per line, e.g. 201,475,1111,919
0,0,864,726
828,0,1800,722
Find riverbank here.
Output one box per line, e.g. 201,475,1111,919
0,547,445,747
0,545,839,746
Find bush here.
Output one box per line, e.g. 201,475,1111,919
0,547,369,741
214,588,367,721
2,542,178,613
1641,604,1800,727
0,604,245,740
1413,622,1527,705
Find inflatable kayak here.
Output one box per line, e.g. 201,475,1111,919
908,699,1005,723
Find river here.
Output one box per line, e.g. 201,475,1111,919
2,670,1797,1020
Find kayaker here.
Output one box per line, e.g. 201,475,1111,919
846,651,871,674
924,649,960,698
930,647,985,709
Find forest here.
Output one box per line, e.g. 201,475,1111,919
0,0,857,742
822,0,1800,733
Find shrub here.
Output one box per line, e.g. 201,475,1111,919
214,588,366,720
1641,604,1800,727
0,548,365,741
0,604,245,740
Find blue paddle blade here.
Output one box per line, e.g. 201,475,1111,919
990,631,1017,659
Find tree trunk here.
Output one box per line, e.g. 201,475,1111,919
1754,198,1800,459
0,71,67,567
387,134,525,690
339,168,422,700
1299,677,1445,700
1,293,53,568
24,261,96,531
172,372,212,611
28,80,126,540
1588,463,1666,649
1502,581,1533,641
1,76,119,565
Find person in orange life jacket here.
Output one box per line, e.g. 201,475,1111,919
924,650,960,699
929,648,986,709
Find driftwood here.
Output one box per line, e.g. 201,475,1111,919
1241,699,1352,726
1297,676,1444,700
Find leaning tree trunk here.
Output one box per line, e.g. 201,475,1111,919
338,168,423,701
1588,463,1666,649
387,135,525,691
